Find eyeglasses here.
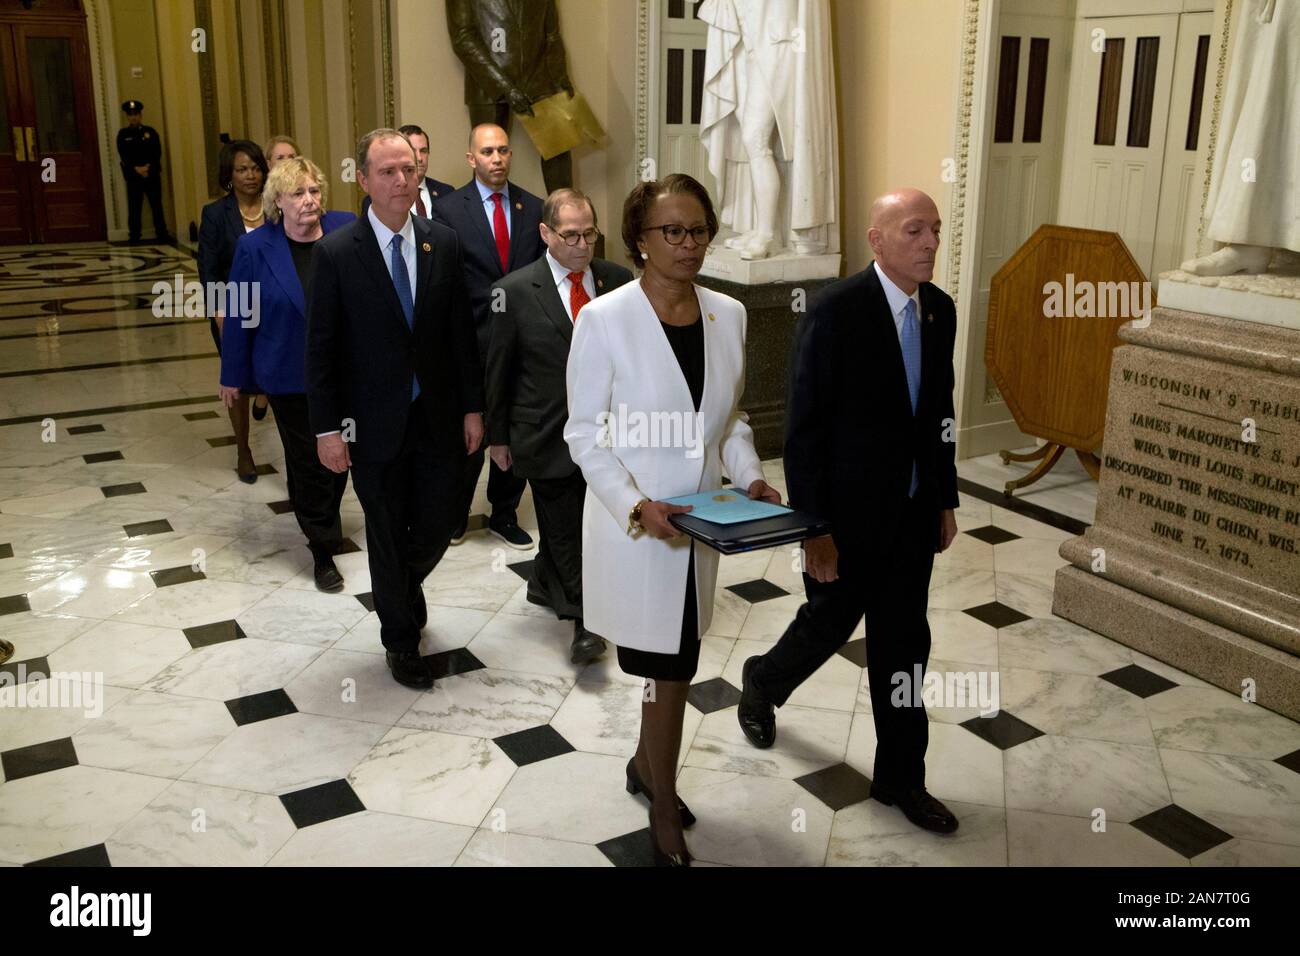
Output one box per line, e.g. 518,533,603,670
642,223,711,246
556,228,601,246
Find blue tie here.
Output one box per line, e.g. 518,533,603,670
390,234,419,401
901,298,921,497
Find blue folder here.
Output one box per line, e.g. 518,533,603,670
664,487,832,554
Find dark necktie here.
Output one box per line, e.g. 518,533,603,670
391,233,419,401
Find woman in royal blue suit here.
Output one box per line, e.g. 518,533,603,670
219,157,356,593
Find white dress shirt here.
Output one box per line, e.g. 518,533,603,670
545,251,595,322
475,177,512,239
873,260,922,342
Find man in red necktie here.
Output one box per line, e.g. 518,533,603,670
483,188,633,665
431,124,547,552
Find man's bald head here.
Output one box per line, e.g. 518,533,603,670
868,187,942,293
467,123,512,188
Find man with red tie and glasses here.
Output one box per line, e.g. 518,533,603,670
433,124,545,551
484,189,632,665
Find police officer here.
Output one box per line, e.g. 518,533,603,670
117,101,172,244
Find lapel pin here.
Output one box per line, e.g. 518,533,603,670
926,313,934,323
515,202,522,210
596,279,604,289
707,312,716,322
422,242,431,252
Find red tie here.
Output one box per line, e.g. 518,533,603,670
414,188,427,218
491,192,510,272
567,271,590,321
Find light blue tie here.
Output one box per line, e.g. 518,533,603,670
901,298,921,497
390,234,419,401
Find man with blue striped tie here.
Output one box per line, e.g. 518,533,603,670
738,188,962,833
307,130,485,690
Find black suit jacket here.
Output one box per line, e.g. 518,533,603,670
361,176,454,216
197,193,244,287
784,263,960,554
305,214,484,464
485,255,633,479
431,179,544,361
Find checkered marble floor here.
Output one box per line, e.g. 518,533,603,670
1,243,1299,868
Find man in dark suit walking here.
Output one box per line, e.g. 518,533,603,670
485,188,632,665
361,123,453,219
307,129,485,689
738,188,963,834
433,123,544,552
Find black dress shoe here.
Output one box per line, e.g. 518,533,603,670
737,656,776,749
488,520,533,550
570,623,606,665
251,396,269,421
625,757,696,828
871,785,959,834
649,819,692,867
449,519,468,546
385,649,433,689
312,553,344,593
411,589,428,629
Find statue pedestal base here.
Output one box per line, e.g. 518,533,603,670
1052,298,1300,720
1158,267,1300,331
695,272,839,459
699,247,841,285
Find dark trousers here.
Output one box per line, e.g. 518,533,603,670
750,496,938,790
527,468,586,620
125,174,168,240
349,399,460,652
267,393,347,554
469,103,572,195
459,447,526,528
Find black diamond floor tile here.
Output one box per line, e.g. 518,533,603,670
67,424,104,435
423,647,485,679
150,565,206,588
279,779,365,829
964,524,1021,545
962,601,1032,629
493,724,575,766
124,519,173,538
183,410,220,421
596,827,653,867
687,677,742,714
254,462,278,475
206,435,238,447
25,844,112,867
334,538,362,555
794,762,872,811
1100,664,1178,699
726,579,790,603
836,638,867,667
355,592,375,612
0,593,32,615
83,450,124,464
225,689,297,726
0,543,12,560
101,482,147,498
959,710,1044,750
267,500,295,515
1276,749,1300,776
507,559,534,580
1,737,78,781
182,619,246,649
1131,804,1233,859
1,655,47,683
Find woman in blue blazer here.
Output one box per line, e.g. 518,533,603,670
199,139,270,482
219,157,356,593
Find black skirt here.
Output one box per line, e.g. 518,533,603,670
616,544,702,682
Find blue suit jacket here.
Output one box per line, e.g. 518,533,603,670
219,211,356,395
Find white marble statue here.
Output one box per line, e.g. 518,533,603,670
698,0,839,261
1182,0,1299,276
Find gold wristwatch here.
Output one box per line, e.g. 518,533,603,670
627,497,650,538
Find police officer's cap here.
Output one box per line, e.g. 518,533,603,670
122,100,144,114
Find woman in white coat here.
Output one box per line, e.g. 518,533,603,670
565,174,781,865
